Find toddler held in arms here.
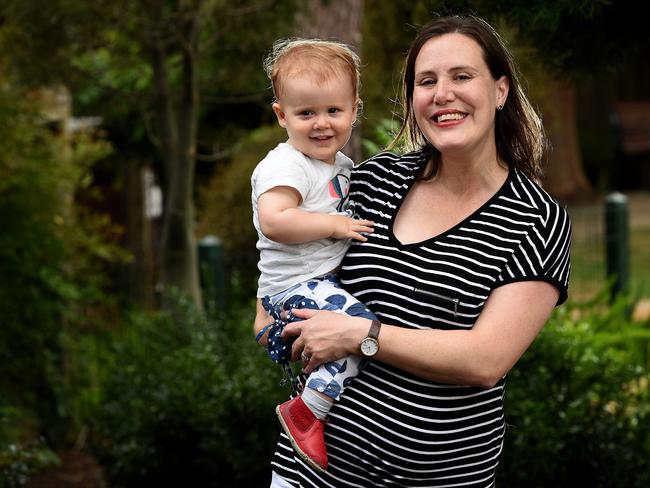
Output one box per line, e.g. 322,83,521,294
251,38,376,472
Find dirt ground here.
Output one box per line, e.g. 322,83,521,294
26,450,106,488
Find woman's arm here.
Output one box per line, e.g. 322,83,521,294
258,186,373,244
285,280,559,388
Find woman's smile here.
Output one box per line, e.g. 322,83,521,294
432,109,468,125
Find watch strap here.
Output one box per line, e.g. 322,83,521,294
368,319,381,340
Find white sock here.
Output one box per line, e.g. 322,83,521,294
301,387,334,420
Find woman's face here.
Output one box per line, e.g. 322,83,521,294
412,33,508,159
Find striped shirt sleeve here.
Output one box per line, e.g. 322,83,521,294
496,184,572,305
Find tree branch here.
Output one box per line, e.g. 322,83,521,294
226,0,276,16
201,91,269,105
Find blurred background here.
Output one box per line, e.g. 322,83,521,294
1,1,649,486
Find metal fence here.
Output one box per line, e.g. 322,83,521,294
567,193,636,302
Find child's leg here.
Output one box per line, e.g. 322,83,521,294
284,275,377,411
272,275,376,472
305,351,364,403
300,353,365,422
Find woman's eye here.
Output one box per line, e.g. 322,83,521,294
456,74,471,81
417,79,436,86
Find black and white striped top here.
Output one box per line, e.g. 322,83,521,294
271,150,572,487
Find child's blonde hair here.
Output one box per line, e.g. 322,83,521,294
264,38,361,102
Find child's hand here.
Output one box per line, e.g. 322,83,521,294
331,215,374,241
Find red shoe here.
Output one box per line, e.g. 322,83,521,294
276,396,328,472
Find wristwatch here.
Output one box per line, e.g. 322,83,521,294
360,320,381,357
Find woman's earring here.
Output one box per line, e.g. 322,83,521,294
496,104,504,111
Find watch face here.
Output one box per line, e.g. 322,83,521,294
360,337,379,357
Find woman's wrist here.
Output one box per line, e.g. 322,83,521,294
347,317,376,355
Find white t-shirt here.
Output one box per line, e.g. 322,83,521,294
251,142,353,298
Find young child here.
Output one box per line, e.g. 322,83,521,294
251,39,377,473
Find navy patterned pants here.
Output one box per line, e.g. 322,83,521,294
264,275,377,400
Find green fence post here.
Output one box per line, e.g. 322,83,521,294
604,192,629,298
197,235,226,308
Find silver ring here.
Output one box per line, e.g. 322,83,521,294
301,351,311,362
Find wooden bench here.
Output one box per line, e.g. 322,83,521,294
610,101,650,189
612,101,650,156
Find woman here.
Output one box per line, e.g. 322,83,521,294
256,14,572,487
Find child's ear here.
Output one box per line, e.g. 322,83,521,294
272,102,287,128
352,98,362,122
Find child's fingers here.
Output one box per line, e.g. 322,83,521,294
355,219,374,227
348,219,373,240
352,224,374,234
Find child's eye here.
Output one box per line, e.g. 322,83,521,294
328,107,341,114
299,110,314,117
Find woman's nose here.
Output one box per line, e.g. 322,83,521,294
433,80,454,105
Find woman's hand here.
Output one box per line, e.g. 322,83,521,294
282,308,369,375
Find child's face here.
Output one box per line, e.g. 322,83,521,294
272,74,358,164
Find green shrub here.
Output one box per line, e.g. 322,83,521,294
498,294,650,487
88,290,650,486
361,118,400,158
0,406,59,488
89,295,288,487
0,440,59,488
0,83,119,452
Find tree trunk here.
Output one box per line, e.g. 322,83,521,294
148,0,203,310
123,160,155,308
297,0,364,163
541,79,595,203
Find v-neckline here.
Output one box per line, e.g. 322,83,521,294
389,158,513,248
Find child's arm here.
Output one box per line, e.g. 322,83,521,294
258,186,373,244
254,298,271,346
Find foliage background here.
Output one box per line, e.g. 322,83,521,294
1,0,649,486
